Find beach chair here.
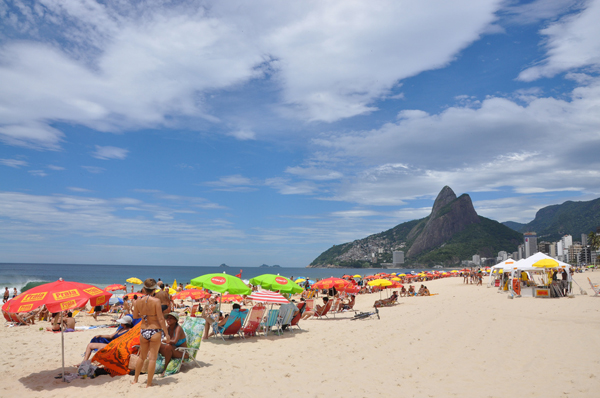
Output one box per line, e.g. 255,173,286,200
588,278,600,297
305,299,315,312
214,308,248,340
289,302,306,331
156,317,205,375
277,303,297,333
314,299,333,319
242,304,266,337
260,308,280,336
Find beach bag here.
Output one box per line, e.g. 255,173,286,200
77,360,97,377
128,354,149,373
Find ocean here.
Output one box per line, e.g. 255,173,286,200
0,263,426,293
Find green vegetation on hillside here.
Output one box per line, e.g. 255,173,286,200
414,217,522,265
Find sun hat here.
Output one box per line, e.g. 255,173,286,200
143,278,158,291
116,315,133,325
166,312,179,322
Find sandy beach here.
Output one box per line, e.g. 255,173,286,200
2,272,599,398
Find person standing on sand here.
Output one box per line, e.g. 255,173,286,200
155,284,171,315
132,278,169,388
3,287,9,303
12,287,18,299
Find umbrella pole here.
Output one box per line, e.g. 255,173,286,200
61,311,65,382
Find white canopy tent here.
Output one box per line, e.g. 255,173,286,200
488,253,572,296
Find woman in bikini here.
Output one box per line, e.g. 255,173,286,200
132,278,170,388
158,312,187,374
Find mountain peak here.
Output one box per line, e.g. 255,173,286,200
407,187,479,258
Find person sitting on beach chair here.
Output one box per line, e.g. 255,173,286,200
301,297,330,319
340,295,356,311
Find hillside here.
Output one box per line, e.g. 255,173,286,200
503,197,600,241
310,186,522,268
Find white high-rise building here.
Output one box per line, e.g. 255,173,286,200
498,251,508,261
582,234,588,246
392,251,404,266
524,232,538,258
472,254,481,265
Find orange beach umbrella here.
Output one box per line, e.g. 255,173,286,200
105,284,127,292
311,277,351,291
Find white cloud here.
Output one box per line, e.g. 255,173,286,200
501,0,583,25
0,0,503,149
227,130,256,140
285,166,343,181
47,164,65,170
518,1,600,81
0,158,28,168
81,165,105,173
92,145,129,160
307,79,600,216
67,187,92,192
28,169,47,177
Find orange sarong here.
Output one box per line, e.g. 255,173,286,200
93,323,141,376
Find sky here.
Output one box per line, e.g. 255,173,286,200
1,0,599,267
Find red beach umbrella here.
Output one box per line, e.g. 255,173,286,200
105,284,127,292
123,292,146,300
1,279,112,382
312,277,351,291
221,294,243,302
172,290,211,300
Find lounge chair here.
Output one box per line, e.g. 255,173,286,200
242,304,266,337
260,308,280,336
214,308,248,340
314,299,333,319
589,278,600,297
156,317,205,375
304,299,315,312
277,303,297,332
289,302,306,331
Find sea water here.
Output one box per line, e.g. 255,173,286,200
0,262,426,293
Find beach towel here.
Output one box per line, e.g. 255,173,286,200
92,323,141,376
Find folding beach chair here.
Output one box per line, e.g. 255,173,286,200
289,302,306,331
214,308,248,341
156,317,205,375
242,304,266,337
304,299,315,312
260,308,280,336
277,303,297,333
314,299,333,319
588,278,600,297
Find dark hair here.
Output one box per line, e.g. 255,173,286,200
232,303,241,310
67,312,73,317
323,297,329,302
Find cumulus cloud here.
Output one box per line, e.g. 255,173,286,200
0,158,28,168
307,79,600,216
0,0,502,149
92,145,129,160
518,0,600,81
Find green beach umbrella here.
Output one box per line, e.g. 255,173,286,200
249,274,304,294
190,273,251,295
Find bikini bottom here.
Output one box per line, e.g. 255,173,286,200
141,328,163,340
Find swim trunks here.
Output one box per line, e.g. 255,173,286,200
161,305,168,311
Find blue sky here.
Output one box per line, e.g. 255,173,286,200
1,0,599,267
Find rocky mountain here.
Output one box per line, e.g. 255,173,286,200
503,197,600,242
310,186,522,268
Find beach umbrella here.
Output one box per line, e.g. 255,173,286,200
532,258,560,268
338,285,360,294
190,273,251,295
123,292,145,300
172,290,210,300
126,277,142,284
391,277,401,281
248,290,289,304
221,294,243,302
185,284,199,289
2,279,111,381
312,277,351,293
353,274,362,278
295,278,306,283
249,274,303,294
105,284,126,292
368,279,392,299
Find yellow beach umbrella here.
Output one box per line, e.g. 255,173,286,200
398,273,406,277
532,258,560,268
295,278,306,283
185,284,198,289
126,277,142,284
367,279,392,287
353,274,362,278
391,277,401,281
391,273,397,276
451,270,459,273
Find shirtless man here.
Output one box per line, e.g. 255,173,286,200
63,311,76,331
155,285,171,315
3,287,9,303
